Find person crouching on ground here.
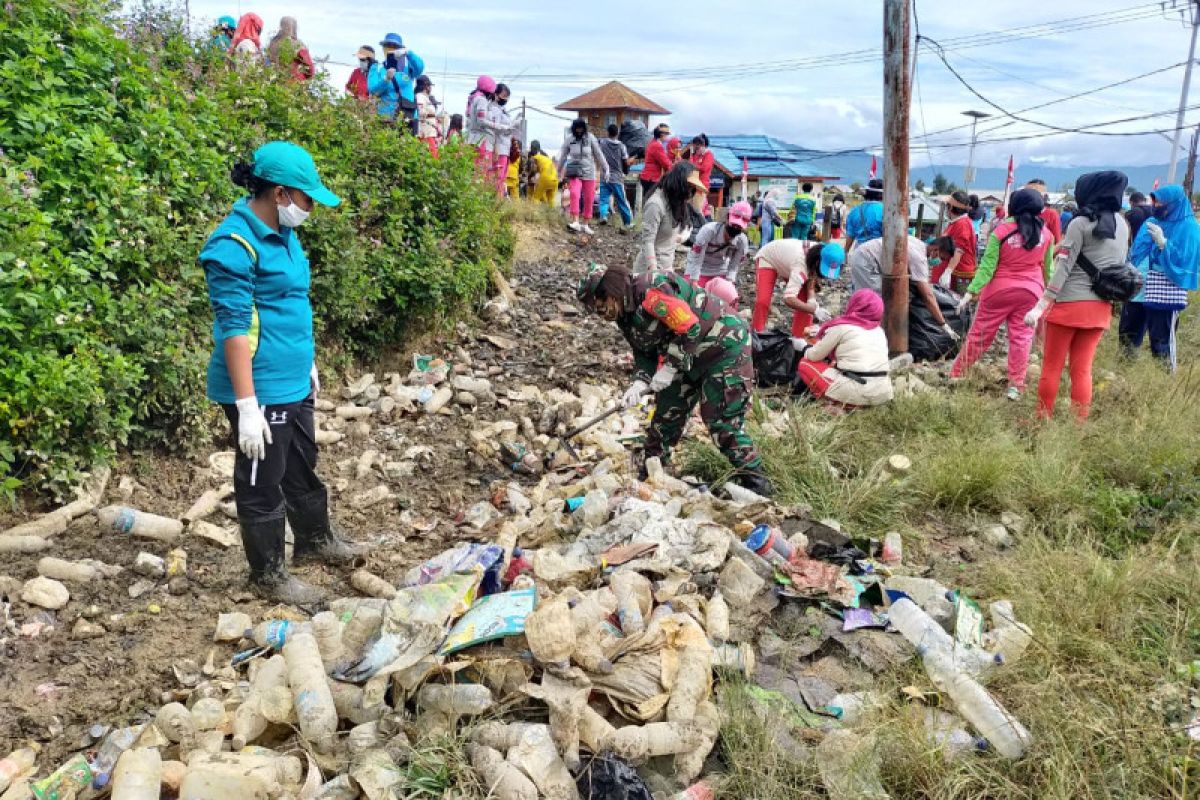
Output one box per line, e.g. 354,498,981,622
751,238,844,336
683,201,752,286
950,188,1054,400
201,142,368,604
576,263,773,496
796,289,893,408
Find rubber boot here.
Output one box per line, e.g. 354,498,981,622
737,470,775,498
288,487,371,566
239,515,325,605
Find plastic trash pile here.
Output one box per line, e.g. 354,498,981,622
0,382,1038,800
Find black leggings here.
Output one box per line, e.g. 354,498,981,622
221,394,325,521
640,179,659,200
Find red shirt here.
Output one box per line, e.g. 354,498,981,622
291,48,314,81
690,150,714,189
1040,207,1062,243
943,214,978,278
345,68,369,100
642,139,672,182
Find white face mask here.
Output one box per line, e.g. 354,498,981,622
277,190,310,228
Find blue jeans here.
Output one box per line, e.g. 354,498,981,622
599,182,632,225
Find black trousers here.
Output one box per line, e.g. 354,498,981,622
640,179,659,201
221,395,325,521
1118,302,1178,362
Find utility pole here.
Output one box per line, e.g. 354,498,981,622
961,110,990,193
1184,121,1200,199
1168,0,1200,184
882,0,911,355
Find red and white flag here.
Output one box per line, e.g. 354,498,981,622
742,157,748,179
1153,177,1161,190
869,155,878,179
1004,155,1015,194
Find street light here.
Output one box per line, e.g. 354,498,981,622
962,110,991,192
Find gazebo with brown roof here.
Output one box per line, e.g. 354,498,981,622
555,81,670,132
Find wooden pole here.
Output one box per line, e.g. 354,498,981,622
882,0,911,355
915,202,925,239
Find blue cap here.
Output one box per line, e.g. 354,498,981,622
820,242,845,279
218,15,236,29
251,141,340,207
380,32,404,48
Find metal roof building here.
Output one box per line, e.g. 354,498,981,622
701,135,842,181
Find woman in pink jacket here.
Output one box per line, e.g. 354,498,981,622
950,188,1055,400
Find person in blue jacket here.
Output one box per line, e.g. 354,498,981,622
845,178,884,254
1122,183,1200,370
201,142,368,604
368,32,424,125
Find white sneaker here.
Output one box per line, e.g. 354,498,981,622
568,221,582,233
581,224,595,235
1006,386,1021,401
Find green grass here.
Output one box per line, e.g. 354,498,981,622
693,316,1200,798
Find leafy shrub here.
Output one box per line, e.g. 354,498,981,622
0,0,511,499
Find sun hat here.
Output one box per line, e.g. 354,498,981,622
727,200,754,229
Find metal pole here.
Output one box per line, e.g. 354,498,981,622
964,116,979,192
882,0,911,355
1168,4,1200,184
1184,122,1200,198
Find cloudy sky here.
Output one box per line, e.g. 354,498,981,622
186,0,1198,170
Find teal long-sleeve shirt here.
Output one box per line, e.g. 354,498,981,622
201,197,314,406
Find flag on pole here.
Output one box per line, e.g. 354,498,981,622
869,155,878,180
1004,155,1015,194
742,157,748,179
1153,177,1161,190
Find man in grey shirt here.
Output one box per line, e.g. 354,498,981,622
850,234,958,339
597,124,633,228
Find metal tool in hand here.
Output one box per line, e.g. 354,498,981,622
558,405,622,462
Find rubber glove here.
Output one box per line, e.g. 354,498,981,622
649,364,677,392
813,304,832,323
1146,222,1166,249
955,292,973,315
235,397,272,461
622,380,649,409
1024,298,1049,328
941,323,961,342
791,337,809,352
310,363,320,396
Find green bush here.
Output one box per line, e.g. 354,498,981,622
0,0,511,499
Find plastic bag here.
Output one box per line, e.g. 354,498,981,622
404,543,504,596
910,284,972,362
618,121,651,161
752,329,799,388
573,752,653,800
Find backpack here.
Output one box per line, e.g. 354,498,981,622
1076,252,1144,302
829,204,843,228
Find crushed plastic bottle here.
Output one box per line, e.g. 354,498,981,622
232,654,288,749
0,745,39,793
88,726,142,789
416,684,495,716
610,569,651,635
282,631,338,753
109,747,161,800
920,646,1032,758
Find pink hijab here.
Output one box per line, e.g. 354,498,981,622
819,289,883,337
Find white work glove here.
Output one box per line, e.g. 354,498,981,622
622,380,649,409
649,364,677,392
813,304,832,323
941,323,961,342
1024,299,1049,328
1146,222,1166,249
955,292,973,315
235,397,272,462
791,337,809,351
310,363,320,396
385,68,396,81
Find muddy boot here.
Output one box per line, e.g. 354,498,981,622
635,451,670,482
737,470,775,498
239,515,325,605
288,487,371,566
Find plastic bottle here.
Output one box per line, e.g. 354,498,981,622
922,709,988,761
0,746,38,793
283,631,338,753
523,596,575,672
704,591,730,643
232,654,288,749
310,611,344,671
466,744,537,800
505,725,575,800
30,754,92,800
984,600,1033,667
416,684,495,716
881,532,903,565
189,697,224,731
248,619,309,650
110,747,161,800
603,722,704,763
609,570,651,636
154,703,197,751
350,569,397,599
97,505,183,542
920,647,1032,758
88,726,142,789
469,721,540,751
340,604,383,663
888,598,1000,676
36,557,99,584
312,775,359,800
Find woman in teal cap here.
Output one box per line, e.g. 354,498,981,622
209,16,236,51
201,141,367,604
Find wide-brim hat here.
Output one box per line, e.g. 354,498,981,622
945,194,970,211
686,173,708,194
355,45,375,59
862,178,883,199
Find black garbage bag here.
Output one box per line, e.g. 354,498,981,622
619,120,651,160
910,284,973,362
752,329,800,388
574,752,654,800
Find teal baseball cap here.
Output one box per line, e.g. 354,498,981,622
819,242,845,279
251,141,341,207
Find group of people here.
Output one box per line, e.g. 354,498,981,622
209,13,316,80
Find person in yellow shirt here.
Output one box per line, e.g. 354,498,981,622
527,140,558,205
506,140,522,199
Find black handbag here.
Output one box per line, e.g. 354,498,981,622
1076,252,1144,302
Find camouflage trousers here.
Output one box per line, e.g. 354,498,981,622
645,336,763,473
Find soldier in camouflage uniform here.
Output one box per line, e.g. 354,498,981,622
577,263,773,496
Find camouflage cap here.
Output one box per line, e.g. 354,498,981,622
576,262,606,304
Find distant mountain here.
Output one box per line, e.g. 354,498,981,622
803,149,1170,194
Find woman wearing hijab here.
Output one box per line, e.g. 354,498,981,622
951,188,1054,399
265,16,313,80
796,289,893,408
1024,171,1129,419
934,191,980,293
1123,183,1200,370
229,13,263,61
